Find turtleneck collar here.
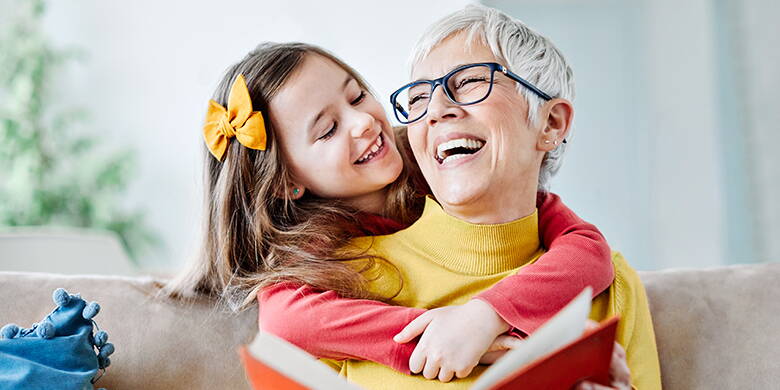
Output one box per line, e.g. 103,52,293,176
394,197,542,275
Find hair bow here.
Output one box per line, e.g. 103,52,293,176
203,74,267,160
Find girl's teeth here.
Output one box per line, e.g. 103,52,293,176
357,135,384,164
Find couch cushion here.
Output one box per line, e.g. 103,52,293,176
0,272,256,390
639,262,780,389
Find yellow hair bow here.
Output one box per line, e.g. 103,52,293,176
203,74,267,160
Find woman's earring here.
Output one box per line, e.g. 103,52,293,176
544,140,551,144
554,140,559,146
292,188,300,196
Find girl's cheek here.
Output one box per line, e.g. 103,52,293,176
330,138,351,165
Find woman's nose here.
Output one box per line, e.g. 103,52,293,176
426,86,461,126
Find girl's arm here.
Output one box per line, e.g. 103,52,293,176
473,191,614,335
258,192,613,374
258,282,424,373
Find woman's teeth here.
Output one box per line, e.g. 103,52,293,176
355,134,384,164
436,138,485,164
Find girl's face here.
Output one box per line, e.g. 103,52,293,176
270,54,403,212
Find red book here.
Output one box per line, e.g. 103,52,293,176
241,288,617,390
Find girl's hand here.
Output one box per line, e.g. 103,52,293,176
393,299,512,382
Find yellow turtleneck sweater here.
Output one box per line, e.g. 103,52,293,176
323,198,661,389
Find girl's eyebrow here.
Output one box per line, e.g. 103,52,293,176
307,76,354,135
342,75,353,89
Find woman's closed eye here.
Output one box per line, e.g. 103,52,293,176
456,77,488,89
409,93,430,108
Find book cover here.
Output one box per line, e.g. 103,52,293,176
241,287,618,390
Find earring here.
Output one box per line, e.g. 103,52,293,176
544,140,551,144
292,188,300,196
554,140,559,146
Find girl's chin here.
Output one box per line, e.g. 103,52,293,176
382,153,405,182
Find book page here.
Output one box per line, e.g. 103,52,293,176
247,331,362,390
470,287,592,390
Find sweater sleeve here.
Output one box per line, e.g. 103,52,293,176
474,192,614,335
257,282,424,374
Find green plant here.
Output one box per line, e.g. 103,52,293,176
0,0,159,262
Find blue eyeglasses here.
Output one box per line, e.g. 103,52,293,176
390,62,553,125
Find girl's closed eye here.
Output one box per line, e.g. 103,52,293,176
318,122,337,141
351,90,366,105
318,90,366,141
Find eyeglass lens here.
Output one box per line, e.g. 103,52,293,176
394,64,493,123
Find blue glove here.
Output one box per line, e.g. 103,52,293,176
0,288,114,390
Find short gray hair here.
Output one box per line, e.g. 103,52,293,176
409,4,575,191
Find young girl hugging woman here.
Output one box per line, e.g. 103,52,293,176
166,42,621,385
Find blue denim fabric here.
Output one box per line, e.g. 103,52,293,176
0,289,112,390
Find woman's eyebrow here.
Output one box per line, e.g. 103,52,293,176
411,63,472,83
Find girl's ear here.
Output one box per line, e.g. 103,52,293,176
274,182,305,200
536,98,573,152
289,185,305,200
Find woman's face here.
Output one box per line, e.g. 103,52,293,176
406,32,548,222
270,54,403,211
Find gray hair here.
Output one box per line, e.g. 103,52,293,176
408,4,575,191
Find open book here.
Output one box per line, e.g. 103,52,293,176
240,287,618,390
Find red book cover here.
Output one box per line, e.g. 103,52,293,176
239,347,310,390
491,317,617,390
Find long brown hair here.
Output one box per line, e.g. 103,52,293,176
164,42,425,311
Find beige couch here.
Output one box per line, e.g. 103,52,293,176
1,262,779,389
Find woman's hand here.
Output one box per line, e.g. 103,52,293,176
478,334,524,364
393,299,512,382
574,321,631,390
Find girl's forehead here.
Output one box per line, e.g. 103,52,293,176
274,55,353,107
269,54,355,136
292,54,350,87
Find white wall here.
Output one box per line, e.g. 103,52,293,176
738,0,780,263
39,0,471,271
640,0,725,269
23,0,776,272
485,0,729,269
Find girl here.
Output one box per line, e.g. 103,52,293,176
167,42,620,384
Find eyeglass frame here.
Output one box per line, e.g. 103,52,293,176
389,62,554,125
